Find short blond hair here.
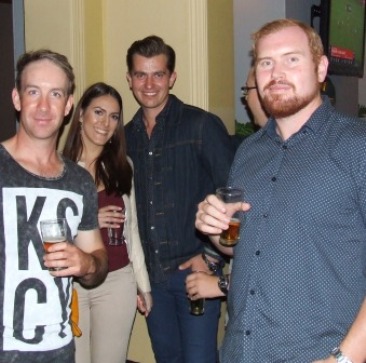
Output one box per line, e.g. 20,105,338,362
252,19,324,66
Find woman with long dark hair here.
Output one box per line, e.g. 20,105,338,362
64,82,151,363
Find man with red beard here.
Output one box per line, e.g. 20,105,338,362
195,19,366,363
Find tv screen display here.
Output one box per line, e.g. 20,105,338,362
319,0,366,77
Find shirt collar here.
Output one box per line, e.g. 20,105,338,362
133,95,173,130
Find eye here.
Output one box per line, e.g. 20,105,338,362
27,88,39,96
111,114,120,122
257,59,273,70
51,90,63,98
133,72,147,80
153,71,166,79
94,109,104,117
286,55,300,66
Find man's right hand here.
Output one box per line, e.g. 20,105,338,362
195,194,250,254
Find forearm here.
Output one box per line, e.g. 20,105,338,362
78,248,108,287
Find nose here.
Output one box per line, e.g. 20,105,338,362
271,62,285,80
38,95,50,112
102,115,110,126
145,74,153,88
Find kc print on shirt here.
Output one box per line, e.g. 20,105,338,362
1,187,83,352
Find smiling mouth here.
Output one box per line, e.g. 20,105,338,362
95,128,108,135
143,92,157,96
35,118,52,123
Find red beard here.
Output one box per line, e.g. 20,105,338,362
262,80,318,118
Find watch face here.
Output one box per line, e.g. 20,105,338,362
218,276,229,294
208,262,219,272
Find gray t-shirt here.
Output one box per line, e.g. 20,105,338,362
0,145,98,360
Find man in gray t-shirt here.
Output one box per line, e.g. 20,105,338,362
0,49,108,363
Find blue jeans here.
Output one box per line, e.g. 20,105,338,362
146,268,221,363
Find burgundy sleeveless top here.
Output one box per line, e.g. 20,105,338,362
98,190,129,271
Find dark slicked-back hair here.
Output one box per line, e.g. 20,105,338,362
63,82,132,196
15,49,75,95
126,35,176,74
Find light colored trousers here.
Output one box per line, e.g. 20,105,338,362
74,264,137,363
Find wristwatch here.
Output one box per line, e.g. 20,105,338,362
330,347,353,363
201,252,224,273
218,274,229,295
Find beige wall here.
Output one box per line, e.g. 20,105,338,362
24,0,85,148
208,2,235,133
103,0,192,124
24,0,234,132
84,0,104,86
24,1,233,361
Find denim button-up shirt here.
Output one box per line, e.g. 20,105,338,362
125,95,236,283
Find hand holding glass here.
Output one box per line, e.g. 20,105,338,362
216,187,244,247
188,270,206,315
107,207,125,246
40,218,68,271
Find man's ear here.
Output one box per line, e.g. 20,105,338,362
317,55,329,83
126,72,133,89
169,71,177,90
12,88,21,112
64,95,74,116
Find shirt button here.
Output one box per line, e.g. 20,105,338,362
150,226,155,230
255,250,260,256
155,250,159,254
245,330,251,336
148,151,153,156
271,176,277,182
282,145,288,150
250,289,255,295
263,213,269,218
149,201,153,205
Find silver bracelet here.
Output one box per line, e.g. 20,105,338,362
330,347,353,363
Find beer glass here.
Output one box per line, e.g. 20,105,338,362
40,218,68,271
190,297,205,315
216,187,244,247
188,270,206,315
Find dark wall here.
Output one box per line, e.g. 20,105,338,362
0,0,17,141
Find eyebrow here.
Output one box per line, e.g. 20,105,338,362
92,106,120,114
133,70,167,75
23,84,67,94
257,50,305,61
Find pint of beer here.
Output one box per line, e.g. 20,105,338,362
216,187,244,247
40,218,68,271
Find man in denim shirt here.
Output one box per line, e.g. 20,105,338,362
125,36,235,363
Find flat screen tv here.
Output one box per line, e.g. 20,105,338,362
317,0,366,77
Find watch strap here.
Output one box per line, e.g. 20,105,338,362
202,252,224,272
331,347,353,363
218,274,229,295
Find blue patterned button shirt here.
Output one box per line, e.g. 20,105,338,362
221,98,366,362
